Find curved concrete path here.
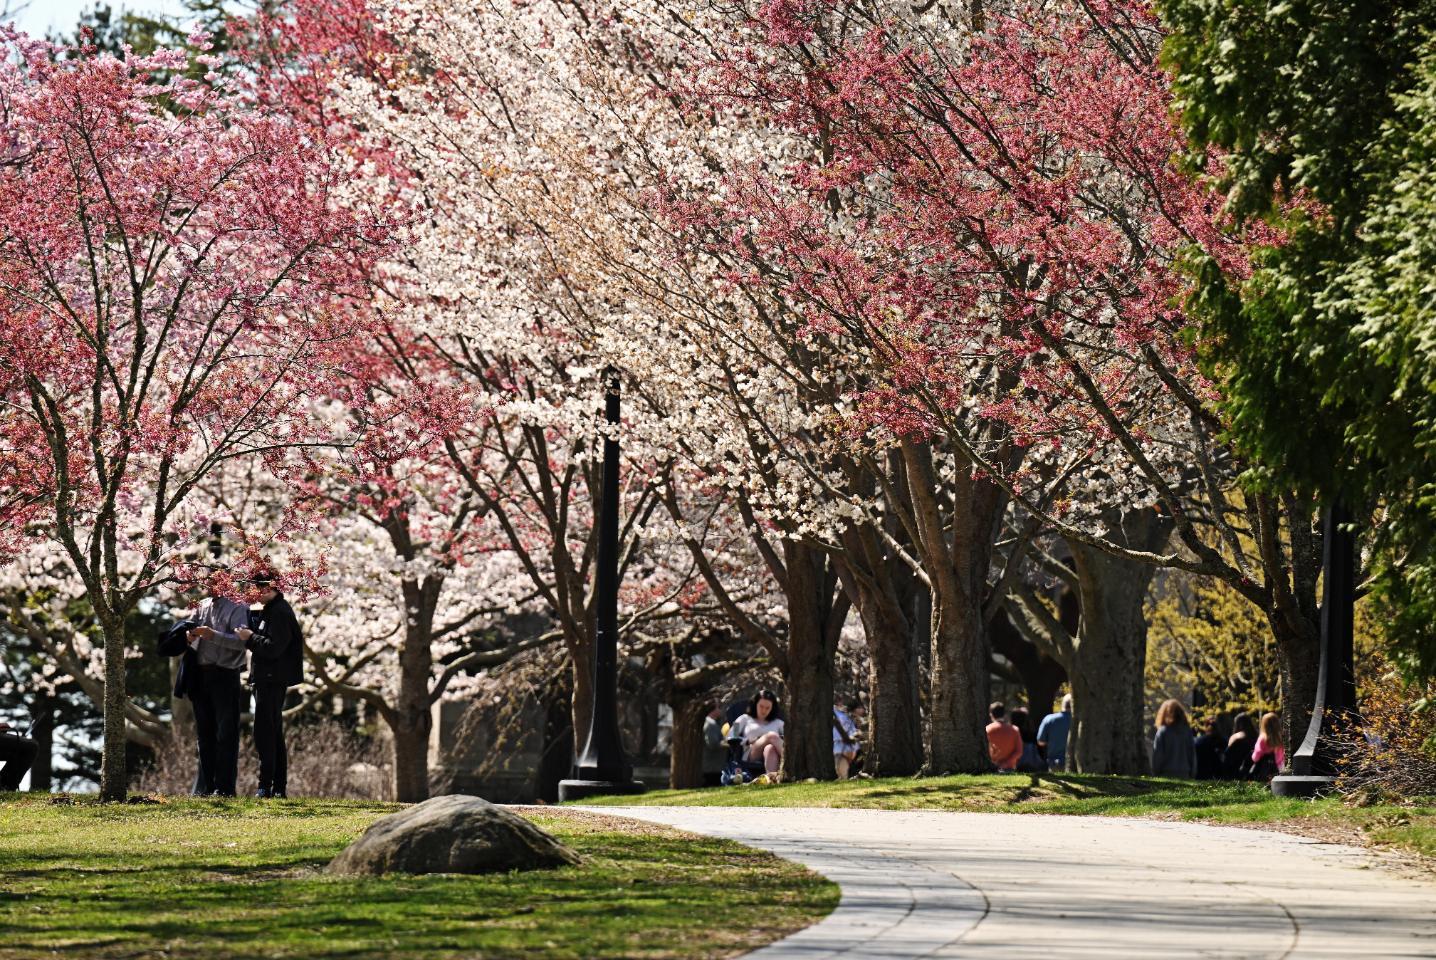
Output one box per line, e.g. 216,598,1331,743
600,806,1436,959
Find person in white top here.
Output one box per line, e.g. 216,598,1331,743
729,689,785,780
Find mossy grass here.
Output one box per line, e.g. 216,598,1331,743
0,794,837,960
573,772,1436,862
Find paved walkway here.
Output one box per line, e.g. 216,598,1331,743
600,806,1436,959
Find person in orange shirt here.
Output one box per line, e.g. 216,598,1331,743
986,701,1024,772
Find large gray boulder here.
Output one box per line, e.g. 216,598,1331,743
327,795,580,876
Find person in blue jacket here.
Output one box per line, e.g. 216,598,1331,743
1036,694,1073,771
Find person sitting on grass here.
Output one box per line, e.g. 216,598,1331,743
1194,716,1227,780
1036,694,1073,771
730,689,785,781
1250,711,1286,781
1010,706,1045,773
1223,712,1257,779
1152,698,1197,779
985,701,1023,772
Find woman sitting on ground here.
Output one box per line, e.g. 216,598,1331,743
730,689,785,781
1151,698,1197,779
1010,707,1045,773
1223,712,1257,779
1250,711,1285,780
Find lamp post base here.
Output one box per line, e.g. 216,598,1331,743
1270,774,1337,798
557,778,647,802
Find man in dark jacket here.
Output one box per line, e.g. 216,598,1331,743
237,571,304,798
157,618,210,794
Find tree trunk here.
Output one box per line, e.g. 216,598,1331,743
29,695,54,792
928,582,993,773
1066,509,1170,775
390,582,436,802
568,639,595,772
915,447,1004,775
837,508,925,777
1064,554,1151,774
1272,614,1320,767
99,617,128,801
669,695,709,789
779,543,840,781
855,576,924,776
390,713,431,803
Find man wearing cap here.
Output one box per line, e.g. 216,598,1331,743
186,571,252,796
237,570,304,798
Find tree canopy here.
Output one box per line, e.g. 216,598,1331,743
1161,0,1436,679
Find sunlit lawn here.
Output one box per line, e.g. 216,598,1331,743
0,795,836,960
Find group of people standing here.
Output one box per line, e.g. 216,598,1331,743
1153,699,1286,781
160,569,305,798
0,568,305,797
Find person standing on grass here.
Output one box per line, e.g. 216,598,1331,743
236,570,305,799
986,701,1024,772
186,571,252,797
1152,699,1197,779
1037,694,1073,771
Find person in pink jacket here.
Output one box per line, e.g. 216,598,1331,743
1251,711,1286,776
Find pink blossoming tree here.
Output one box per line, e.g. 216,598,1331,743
0,30,384,799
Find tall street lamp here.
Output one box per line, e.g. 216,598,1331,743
1271,501,1358,797
559,368,646,802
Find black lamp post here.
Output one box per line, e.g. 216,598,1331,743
558,368,646,802
1271,501,1358,797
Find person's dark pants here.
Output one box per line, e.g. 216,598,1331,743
0,733,38,791
252,681,288,797
191,666,242,796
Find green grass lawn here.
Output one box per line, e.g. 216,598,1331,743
0,794,837,960
574,772,1436,863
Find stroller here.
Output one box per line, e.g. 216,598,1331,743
720,735,767,785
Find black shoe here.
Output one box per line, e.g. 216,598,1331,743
271,791,286,799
